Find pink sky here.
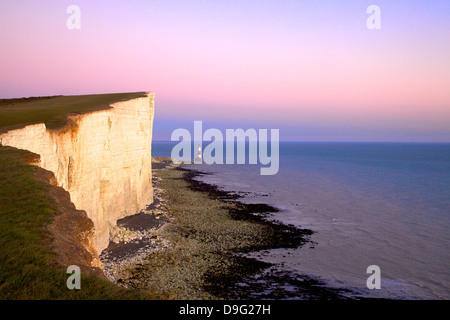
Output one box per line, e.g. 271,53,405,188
1,0,449,141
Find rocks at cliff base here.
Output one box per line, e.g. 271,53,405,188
100,170,173,284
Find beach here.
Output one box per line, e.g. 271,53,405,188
100,158,348,299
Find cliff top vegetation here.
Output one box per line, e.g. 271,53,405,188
0,92,147,133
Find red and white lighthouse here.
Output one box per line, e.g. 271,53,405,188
197,143,202,161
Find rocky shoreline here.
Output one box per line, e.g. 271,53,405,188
99,160,176,283
100,158,350,299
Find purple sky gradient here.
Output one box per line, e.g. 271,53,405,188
1,0,449,141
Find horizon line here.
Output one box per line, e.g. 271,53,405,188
152,140,450,144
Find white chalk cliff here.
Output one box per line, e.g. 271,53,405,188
0,93,155,254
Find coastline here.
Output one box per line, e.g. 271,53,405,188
100,158,350,299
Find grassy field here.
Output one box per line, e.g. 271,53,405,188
0,93,156,299
0,92,146,133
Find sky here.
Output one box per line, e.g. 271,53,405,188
0,0,449,141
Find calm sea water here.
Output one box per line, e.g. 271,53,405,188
152,141,450,299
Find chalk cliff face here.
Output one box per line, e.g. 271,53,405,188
0,93,155,254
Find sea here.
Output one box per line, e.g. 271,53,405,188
152,141,450,299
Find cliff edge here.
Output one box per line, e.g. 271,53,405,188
0,92,155,258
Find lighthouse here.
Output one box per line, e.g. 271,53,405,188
195,143,202,163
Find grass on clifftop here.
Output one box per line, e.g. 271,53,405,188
0,146,155,299
0,92,147,133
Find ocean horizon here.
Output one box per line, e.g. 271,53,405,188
152,140,450,299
